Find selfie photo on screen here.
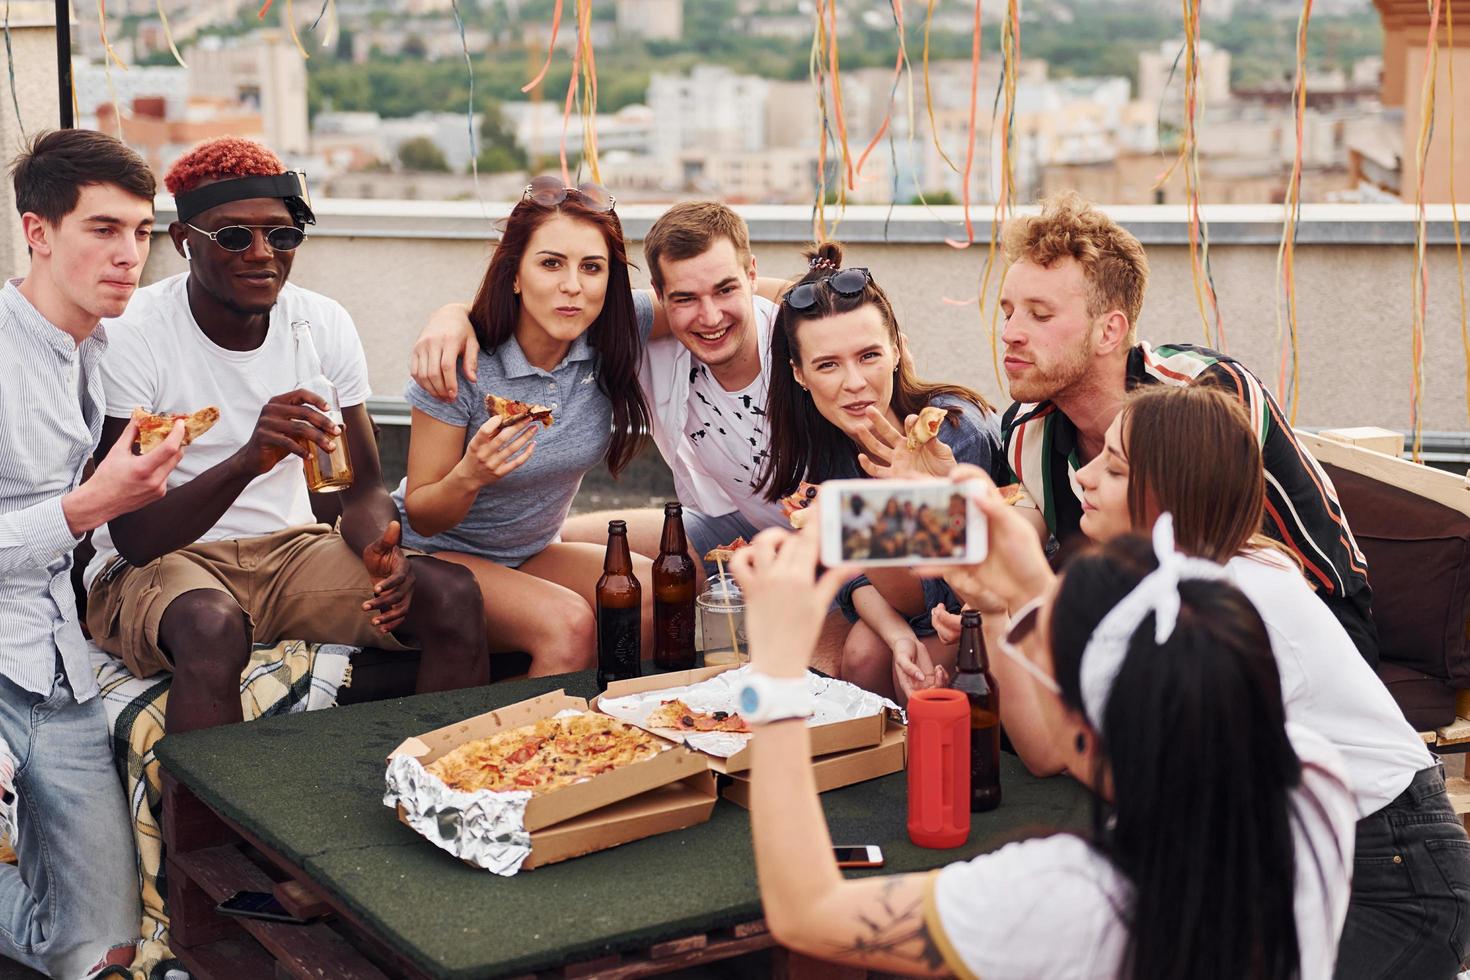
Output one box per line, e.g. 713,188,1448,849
836,485,968,561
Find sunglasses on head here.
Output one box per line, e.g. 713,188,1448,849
185,222,307,253
783,267,873,313
522,175,616,213
994,597,1063,694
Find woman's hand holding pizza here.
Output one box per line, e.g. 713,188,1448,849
855,406,957,480
455,415,537,487
232,389,340,477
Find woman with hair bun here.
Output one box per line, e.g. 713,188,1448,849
755,241,1003,702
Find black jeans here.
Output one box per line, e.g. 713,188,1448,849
1334,762,1470,979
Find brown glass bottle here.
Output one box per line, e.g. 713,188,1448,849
652,502,697,670
596,520,642,689
951,610,1001,812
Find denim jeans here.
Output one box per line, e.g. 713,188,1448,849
0,666,138,978
1333,761,1470,980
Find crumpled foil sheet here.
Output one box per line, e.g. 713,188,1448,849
598,664,901,757
384,751,536,875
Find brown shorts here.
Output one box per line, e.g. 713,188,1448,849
87,523,416,679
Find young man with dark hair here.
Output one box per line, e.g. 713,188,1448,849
995,191,1377,664
83,136,489,733
0,128,175,978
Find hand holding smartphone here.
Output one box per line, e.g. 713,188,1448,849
819,478,987,569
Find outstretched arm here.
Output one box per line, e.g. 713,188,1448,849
733,524,953,976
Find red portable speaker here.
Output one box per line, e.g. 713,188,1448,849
906,688,971,849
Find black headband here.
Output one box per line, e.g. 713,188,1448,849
174,172,317,227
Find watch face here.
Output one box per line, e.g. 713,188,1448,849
739,684,760,714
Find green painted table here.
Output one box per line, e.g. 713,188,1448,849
156,671,1093,980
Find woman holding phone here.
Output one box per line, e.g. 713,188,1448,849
755,241,1002,702
729,515,1356,979
392,177,653,676
937,384,1470,979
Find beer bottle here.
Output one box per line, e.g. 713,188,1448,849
292,319,354,492
652,502,697,670
596,520,642,689
952,610,1001,812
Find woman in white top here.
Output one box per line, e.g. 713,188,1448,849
940,383,1469,978
730,513,1355,979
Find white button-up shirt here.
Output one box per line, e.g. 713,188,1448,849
0,279,104,701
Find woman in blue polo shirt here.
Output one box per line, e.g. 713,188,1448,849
392,177,653,676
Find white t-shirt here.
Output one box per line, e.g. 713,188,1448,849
1227,549,1433,817
927,725,1356,980
638,295,788,529
84,273,371,591
683,359,769,502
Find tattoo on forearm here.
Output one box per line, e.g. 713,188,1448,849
828,878,947,970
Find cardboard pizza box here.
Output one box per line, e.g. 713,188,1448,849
720,718,907,810
592,665,890,775
387,690,710,832
522,771,717,870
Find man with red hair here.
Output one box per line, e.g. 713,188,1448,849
83,136,489,732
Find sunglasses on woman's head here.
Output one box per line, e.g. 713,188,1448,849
783,267,873,313
184,222,307,253
522,175,616,213
995,597,1063,694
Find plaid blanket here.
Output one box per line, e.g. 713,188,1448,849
90,640,355,980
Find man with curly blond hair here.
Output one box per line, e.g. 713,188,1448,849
83,136,489,732
995,191,1377,665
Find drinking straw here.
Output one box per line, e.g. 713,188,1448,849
714,557,742,660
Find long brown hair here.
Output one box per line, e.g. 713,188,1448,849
467,192,650,477
1121,384,1286,563
757,241,994,501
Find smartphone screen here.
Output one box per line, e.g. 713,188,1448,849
819,478,986,568
216,890,309,924
833,845,884,867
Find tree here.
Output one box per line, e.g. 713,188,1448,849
474,99,528,174
398,137,450,172
400,34,428,59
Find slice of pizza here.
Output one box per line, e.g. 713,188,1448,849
485,393,554,428
780,481,820,528
703,536,749,564
131,406,219,454
645,698,752,734
997,483,1028,506
904,406,950,451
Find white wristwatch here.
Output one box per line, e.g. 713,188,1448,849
736,672,814,724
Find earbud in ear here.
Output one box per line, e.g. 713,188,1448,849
183,241,193,261
1075,732,1087,754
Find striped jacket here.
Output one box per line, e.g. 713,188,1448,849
1000,342,1370,605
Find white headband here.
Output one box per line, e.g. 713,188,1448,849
1078,513,1228,728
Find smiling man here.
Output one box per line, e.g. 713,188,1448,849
995,191,1377,665
563,201,788,562
82,137,489,733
